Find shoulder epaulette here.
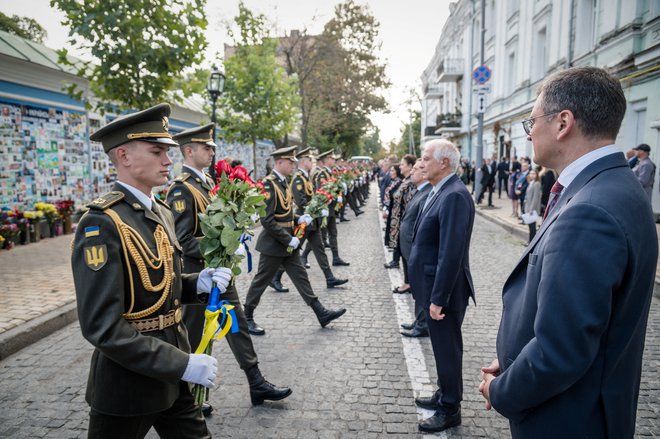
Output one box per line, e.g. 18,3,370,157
174,172,191,182
87,191,125,210
155,197,171,210
263,175,276,183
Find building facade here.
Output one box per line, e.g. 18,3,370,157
421,0,660,208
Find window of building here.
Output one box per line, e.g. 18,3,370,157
505,51,516,96
532,27,547,82
574,0,598,56
508,0,520,17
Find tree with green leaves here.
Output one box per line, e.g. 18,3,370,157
51,0,208,113
394,111,421,157
219,2,300,178
0,12,47,43
304,0,390,156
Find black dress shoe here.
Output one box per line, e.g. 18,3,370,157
400,322,415,330
339,216,350,222
326,277,349,288
392,286,411,294
414,394,440,410
418,409,461,433
383,261,399,269
201,402,213,417
401,328,429,338
354,209,364,216
247,319,265,336
332,258,350,266
269,280,289,293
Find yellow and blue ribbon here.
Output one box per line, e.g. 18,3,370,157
195,287,239,355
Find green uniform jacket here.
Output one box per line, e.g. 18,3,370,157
255,173,297,257
292,169,318,232
166,165,213,273
312,166,337,217
71,183,201,416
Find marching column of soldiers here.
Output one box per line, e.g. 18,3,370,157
70,103,370,438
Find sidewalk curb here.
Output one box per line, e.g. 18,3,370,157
476,207,660,291
0,301,78,360
475,207,528,242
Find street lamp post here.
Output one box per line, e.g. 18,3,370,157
207,65,226,181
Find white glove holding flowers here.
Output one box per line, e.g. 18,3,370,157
321,209,329,217
288,237,300,250
298,214,313,225
182,354,217,388
197,267,232,294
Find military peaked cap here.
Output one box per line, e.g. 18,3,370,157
296,147,313,159
315,150,333,161
173,123,217,148
90,103,177,153
270,145,298,162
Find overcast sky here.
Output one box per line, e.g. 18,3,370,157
1,0,452,145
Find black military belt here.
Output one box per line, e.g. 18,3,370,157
276,221,294,228
126,308,182,332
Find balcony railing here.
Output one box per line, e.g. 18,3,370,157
437,58,464,82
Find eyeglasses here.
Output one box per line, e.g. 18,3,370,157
521,111,559,135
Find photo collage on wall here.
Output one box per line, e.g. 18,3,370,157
0,101,116,209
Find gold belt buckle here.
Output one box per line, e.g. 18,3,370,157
174,307,182,324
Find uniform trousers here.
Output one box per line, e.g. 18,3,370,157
245,251,318,309
427,307,466,414
87,382,210,439
304,224,332,275
326,214,339,253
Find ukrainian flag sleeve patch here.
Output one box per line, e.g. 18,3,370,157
85,226,100,238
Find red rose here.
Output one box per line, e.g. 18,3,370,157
210,183,220,196
215,160,233,178
230,166,249,182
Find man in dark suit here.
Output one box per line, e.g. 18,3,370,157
398,160,432,338
72,104,232,438
167,124,291,411
244,146,346,335
408,139,476,433
497,156,510,198
479,67,657,438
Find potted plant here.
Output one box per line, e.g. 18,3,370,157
35,202,61,237
24,210,45,242
9,208,30,244
56,199,75,234
0,210,19,250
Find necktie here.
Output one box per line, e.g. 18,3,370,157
543,181,564,220
422,189,437,212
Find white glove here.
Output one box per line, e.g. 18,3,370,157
197,267,232,294
250,213,259,223
321,208,329,217
298,214,313,225
181,353,217,388
234,245,246,257
288,237,300,250
337,195,343,203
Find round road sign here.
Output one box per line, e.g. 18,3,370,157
473,65,492,84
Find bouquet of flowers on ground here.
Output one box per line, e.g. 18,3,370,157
305,189,333,228
320,177,343,212
34,202,61,225
192,160,267,405
23,210,44,225
55,199,75,218
0,210,19,250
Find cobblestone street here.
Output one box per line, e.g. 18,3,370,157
0,196,658,438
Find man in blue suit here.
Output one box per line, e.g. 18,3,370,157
479,66,657,438
409,139,475,433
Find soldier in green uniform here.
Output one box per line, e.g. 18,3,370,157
244,146,347,335
311,151,350,266
291,147,348,288
167,124,291,410
71,103,232,438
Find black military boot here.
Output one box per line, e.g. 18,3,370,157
244,305,265,336
269,270,289,293
245,365,292,405
332,250,350,266
310,299,346,327
324,269,348,288
339,215,350,222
